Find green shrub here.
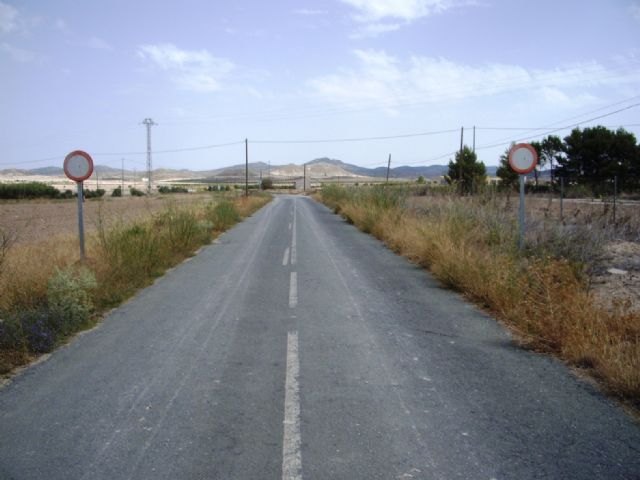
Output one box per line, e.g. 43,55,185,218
111,187,122,197
83,189,106,199
17,309,55,353
129,187,145,197
207,201,240,231
0,182,61,199
158,185,189,194
0,316,25,351
155,207,209,252
99,223,162,285
47,267,96,336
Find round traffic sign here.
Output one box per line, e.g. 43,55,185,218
508,143,538,174
64,150,94,182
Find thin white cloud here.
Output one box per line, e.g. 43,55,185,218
308,49,640,110
137,43,235,92
294,8,328,16
350,22,401,38
341,0,474,37
87,36,113,51
630,2,640,21
341,0,452,22
0,2,18,34
0,41,34,62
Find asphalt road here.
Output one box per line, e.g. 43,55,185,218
0,195,638,479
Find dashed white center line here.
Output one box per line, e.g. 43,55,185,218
288,272,297,308
291,202,297,266
282,331,302,480
283,247,290,266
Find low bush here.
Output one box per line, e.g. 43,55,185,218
16,309,55,354
83,189,105,199
0,182,61,199
158,185,189,194
47,267,96,336
207,200,241,231
129,187,145,197
111,187,122,197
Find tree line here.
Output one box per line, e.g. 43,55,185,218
445,125,640,194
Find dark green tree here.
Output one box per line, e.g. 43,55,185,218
260,177,273,190
445,146,487,194
529,141,543,186
556,126,639,194
529,136,565,187
496,144,518,190
539,135,565,186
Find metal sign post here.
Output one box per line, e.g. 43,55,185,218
64,151,94,261
518,175,525,250
77,181,85,259
508,144,538,251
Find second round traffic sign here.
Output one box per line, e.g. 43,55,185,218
64,150,94,182
508,143,538,175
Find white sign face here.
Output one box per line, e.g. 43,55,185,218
64,150,94,182
508,144,538,174
67,155,90,177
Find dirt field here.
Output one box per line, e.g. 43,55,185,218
0,193,223,246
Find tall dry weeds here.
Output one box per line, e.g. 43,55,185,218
0,193,271,374
320,185,640,407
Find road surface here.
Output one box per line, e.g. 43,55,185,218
1,195,638,479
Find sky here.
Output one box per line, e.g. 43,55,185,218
1,0,640,172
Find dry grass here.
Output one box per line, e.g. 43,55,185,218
0,193,271,374
320,185,640,407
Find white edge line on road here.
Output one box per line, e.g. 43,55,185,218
289,272,297,308
283,247,290,266
282,331,302,480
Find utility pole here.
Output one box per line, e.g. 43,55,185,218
386,153,391,184
303,163,307,191
141,118,157,194
458,127,464,190
121,158,125,194
472,125,476,153
245,138,249,197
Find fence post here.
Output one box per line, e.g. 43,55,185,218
560,177,564,221
613,175,617,225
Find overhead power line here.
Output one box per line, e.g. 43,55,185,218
1,98,638,169
250,129,460,144
405,101,640,166
0,141,246,167
477,101,640,151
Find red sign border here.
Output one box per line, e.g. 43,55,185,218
508,143,538,175
64,150,94,182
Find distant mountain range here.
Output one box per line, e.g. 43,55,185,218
0,158,499,180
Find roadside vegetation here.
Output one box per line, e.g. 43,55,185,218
319,184,640,409
0,193,270,374
0,182,72,200
0,182,108,200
